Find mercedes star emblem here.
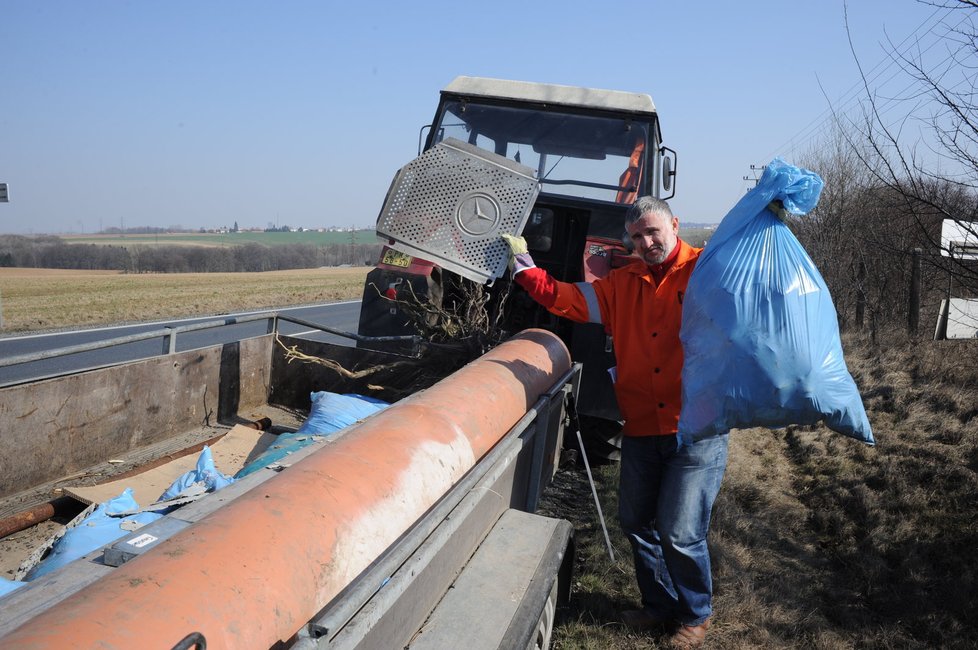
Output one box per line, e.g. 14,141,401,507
456,192,501,236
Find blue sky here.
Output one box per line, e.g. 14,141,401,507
0,0,958,234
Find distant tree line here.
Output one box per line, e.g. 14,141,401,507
0,235,383,273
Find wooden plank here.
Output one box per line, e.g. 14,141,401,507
64,425,275,507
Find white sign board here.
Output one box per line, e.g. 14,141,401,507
941,219,978,259
935,298,978,340
0,183,7,202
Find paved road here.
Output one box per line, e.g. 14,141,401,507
0,301,362,387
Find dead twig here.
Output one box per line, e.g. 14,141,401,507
276,270,513,398
274,334,415,379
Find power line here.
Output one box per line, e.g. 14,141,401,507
779,6,954,155
760,4,964,162
791,9,955,157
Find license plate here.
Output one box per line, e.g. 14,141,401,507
382,249,412,268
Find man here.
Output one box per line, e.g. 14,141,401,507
502,196,728,649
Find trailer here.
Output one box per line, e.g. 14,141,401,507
0,315,577,649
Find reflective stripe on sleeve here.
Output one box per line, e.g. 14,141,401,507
575,282,603,324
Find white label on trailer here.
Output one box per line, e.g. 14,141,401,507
126,533,158,548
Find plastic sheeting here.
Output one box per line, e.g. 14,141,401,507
295,391,390,436
0,577,25,598
234,392,389,478
25,489,162,580
679,158,874,446
157,446,234,502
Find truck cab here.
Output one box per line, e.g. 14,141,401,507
359,77,677,457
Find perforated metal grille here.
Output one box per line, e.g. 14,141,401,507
376,137,539,285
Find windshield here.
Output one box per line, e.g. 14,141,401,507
430,100,654,204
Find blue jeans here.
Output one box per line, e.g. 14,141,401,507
618,433,729,626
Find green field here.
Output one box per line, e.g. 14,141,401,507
61,230,381,248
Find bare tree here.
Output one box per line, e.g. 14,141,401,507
796,126,874,330
845,0,978,299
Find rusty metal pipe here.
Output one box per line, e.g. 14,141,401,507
0,503,56,540
0,496,82,540
0,329,571,649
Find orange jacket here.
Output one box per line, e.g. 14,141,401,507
546,239,701,436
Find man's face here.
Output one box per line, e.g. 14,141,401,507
626,211,679,266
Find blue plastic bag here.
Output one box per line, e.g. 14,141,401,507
25,489,162,580
295,391,390,436
157,445,234,503
678,158,873,446
234,392,389,479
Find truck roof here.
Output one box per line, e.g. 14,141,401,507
442,76,657,116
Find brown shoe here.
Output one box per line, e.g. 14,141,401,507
619,608,670,633
668,618,711,649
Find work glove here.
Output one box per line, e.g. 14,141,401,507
500,234,536,275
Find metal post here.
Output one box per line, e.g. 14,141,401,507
162,327,177,354
524,398,551,513
908,248,922,335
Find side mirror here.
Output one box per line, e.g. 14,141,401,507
418,125,431,156
659,146,677,200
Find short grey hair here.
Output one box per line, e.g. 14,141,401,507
624,196,673,227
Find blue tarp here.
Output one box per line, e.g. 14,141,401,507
678,158,874,446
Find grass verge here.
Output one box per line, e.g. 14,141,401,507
540,332,978,649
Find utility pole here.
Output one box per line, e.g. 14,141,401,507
742,164,766,191
908,248,922,336
350,225,356,265
0,183,6,329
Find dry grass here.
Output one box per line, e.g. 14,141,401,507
0,267,370,333
541,331,978,649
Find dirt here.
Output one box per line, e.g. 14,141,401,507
0,519,63,580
